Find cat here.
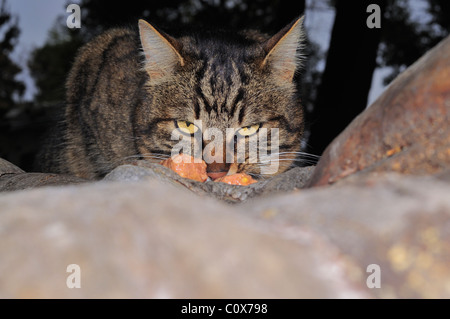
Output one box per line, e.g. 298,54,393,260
37,16,307,180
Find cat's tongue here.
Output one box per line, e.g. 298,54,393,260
206,171,228,180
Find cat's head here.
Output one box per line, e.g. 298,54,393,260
136,17,305,180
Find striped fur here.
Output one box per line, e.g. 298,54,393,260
37,17,306,180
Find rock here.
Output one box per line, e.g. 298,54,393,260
0,156,314,200
105,162,315,202
0,158,25,175
1,169,449,298
308,35,450,187
0,173,88,192
244,171,450,298
0,158,87,192
0,178,367,298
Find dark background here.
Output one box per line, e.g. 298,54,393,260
1,0,449,172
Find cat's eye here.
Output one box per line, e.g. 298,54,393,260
237,124,261,137
175,120,199,135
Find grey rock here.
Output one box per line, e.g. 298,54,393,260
0,179,367,298
1,155,314,202
105,161,315,203
1,169,449,298
0,164,449,298
243,171,450,298
0,157,87,192
0,172,87,192
0,158,25,175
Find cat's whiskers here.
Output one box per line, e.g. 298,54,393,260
249,151,319,175
257,151,319,163
121,153,171,163
270,151,321,159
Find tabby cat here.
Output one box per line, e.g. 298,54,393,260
37,16,307,180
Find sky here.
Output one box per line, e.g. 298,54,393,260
9,0,78,100
7,0,387,105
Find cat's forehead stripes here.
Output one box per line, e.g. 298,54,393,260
194,51,249,124
199,57,243,111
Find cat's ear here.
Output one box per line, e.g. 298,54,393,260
262,16,305,83
138,19,184,84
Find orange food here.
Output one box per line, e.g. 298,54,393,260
160,154,208,182
386,146,402,157
214,173,257,186
161,154,257,186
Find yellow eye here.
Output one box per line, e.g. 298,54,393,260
237,124,260,137
175,120,199,135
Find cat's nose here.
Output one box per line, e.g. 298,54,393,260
206,162,230,180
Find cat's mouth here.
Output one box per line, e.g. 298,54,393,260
207,171,228,180
206,162,236,180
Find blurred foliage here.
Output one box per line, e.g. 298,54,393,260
28,20,84,105
78,0,304,36
428,0,450,32
380,0,449,84
0,0,24,116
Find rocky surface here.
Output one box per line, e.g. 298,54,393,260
308,35,450,187
104,162,315,203
0,158,87,192
0,169,449,298
0,35,449,298
0,178,368,298
245,171,450,298
1,157,314,202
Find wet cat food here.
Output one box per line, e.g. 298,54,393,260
160,154,208,182
161,154,257,185
214,173,257,186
